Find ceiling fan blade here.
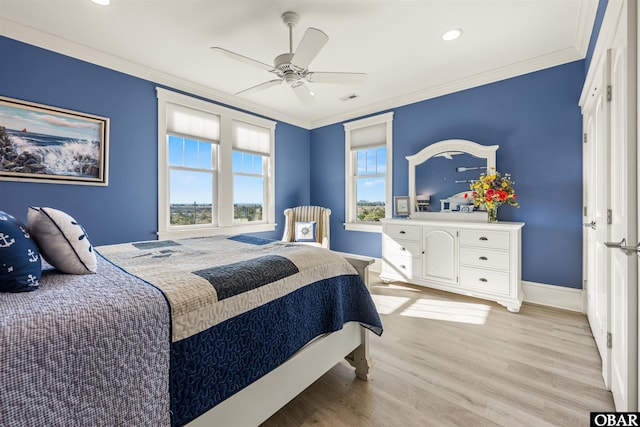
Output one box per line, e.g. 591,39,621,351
305,72,367,84
236,79,282,96
211,47,274,72
291,82,316,106
291,28,328,70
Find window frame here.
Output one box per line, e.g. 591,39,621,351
344,112,394,233
157,88,276,239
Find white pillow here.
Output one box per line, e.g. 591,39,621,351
294,221,317,242
27,207,97,274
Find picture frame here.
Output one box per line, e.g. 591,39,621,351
394,196,411,216
0,95,109,186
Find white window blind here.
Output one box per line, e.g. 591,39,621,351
350,123,386,149
232,120,270,155
167,102,220,141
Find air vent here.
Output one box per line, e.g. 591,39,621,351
340,93,359,101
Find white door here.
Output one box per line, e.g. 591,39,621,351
606,0,638,410
583,59,610,388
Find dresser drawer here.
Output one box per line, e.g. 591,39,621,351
383,254,422,278
459,229,510,250
383,236,422,258
459,247,510,271
384,223,421,241
459,267,510,295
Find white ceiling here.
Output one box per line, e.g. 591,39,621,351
0,0,597,129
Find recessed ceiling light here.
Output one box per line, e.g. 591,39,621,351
91,0,110,5
442,28,463,42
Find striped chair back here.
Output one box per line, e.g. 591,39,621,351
282,206,331,248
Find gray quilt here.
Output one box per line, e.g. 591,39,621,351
0,256,171,426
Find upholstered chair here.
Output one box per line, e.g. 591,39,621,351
281,206,331,248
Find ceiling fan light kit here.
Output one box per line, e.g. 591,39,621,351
211,11,367,106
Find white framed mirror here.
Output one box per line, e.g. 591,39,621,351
406,139,498,221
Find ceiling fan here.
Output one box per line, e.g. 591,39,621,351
211,11,367,105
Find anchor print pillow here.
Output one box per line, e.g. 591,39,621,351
294,221,317,242
0,210,41,292
27,207,97,275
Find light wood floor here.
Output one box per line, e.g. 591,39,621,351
261,273,615,426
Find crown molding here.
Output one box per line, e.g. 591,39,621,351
574,0,600,56
2,15,589,131
0,17,312,129
310,47,584,129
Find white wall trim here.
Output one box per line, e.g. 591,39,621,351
521,280,584,313
2,17,586,131
0,18,309,130
580,0,625,107
311,47,584,129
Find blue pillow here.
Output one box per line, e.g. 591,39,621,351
294,221,317,242
0,210,41,292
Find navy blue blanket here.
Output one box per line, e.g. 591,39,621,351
98,235,383,427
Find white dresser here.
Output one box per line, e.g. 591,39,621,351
381,218,525,312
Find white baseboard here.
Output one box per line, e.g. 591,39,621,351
521,280,584,313
362,256,584,313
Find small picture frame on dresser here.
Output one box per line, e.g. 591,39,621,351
394,196,411,216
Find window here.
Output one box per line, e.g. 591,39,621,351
356,146,386,222
232,121,270,224
233,151,264,223
344,112,393,232
169,136,216,226
157,88,276,239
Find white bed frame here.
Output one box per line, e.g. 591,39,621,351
186,253,375,427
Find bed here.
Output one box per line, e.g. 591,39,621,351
1,227,382,427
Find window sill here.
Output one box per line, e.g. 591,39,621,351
158,223,276,240
344,222,382,233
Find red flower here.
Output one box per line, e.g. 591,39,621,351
463,193,468,198
498,191,508,201
485,189,496,197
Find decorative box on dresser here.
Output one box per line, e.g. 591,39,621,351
381,218,525,312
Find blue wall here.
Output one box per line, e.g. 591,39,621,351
585,0,610,73
1,34,586,289
0,36,310,245
311,61,585,288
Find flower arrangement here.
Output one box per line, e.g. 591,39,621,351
464,168,519,222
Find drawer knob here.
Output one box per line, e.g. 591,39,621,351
399,230,406,234
400,264,406,269
401,247,406,251
479,236,488,241
479,278,488,282
479,256,488,261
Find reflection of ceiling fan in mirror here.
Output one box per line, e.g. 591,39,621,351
211,11,367,106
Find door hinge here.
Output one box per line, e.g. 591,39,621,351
607,85,612,102
583,133,588,144
583,279,587,289
584,206,588,216
607,209,613,224
607,332,612,349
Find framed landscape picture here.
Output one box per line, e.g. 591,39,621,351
0,96,109,185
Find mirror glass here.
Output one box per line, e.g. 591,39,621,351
407,140,498,220
415,152,486,212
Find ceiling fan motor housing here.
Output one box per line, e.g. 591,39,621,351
274,53,305,84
